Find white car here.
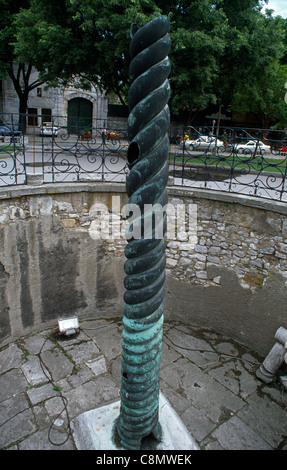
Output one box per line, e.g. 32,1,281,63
40,123,59,136
181,136,222,151
236,140,270,155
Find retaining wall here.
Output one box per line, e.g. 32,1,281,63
0,182,286,355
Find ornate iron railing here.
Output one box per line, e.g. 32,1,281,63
170,125,287,202
1,113,287,202
0,114,27,186
0,113,129,186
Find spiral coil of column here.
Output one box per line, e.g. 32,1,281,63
117,16,171,450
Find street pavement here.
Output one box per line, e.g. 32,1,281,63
0,318,286,451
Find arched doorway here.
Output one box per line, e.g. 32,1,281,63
67,97,93,134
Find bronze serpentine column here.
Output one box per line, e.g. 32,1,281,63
117,15,171,450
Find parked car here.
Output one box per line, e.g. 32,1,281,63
181,136,222,151
0,124,22,139
236,140,270,155
40,123,59,136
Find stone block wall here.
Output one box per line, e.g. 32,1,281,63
0,185,128,346
166,195,287,292
164,190,287,354
0,183,286,354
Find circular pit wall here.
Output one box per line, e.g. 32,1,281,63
0,182,286,356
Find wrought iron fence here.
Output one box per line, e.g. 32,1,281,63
0,113,129,186
0,114,26,186
1,113,287,202
170,125,287,202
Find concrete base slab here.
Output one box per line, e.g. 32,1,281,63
71,392,200,451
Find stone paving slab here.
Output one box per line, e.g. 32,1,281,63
160,358,245,423
0,319,286,451
207,359,259,399
21,355,50,385
40,349,74,381
164,327,217,366
211,415,273,450
0,344,23,374
237,393,287,448
0,405,36,449
0,369,27,402
18,429,75,450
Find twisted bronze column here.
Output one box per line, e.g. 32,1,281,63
117,16,171,450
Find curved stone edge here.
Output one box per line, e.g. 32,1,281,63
1,182,286,215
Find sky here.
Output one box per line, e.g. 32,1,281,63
262,0,287,18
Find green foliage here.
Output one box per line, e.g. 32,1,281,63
281,18,287,65
228,13,287,127
0,0,286,127
13,0,162,104
0,0,29,78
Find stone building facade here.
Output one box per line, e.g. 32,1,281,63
0,65,108,130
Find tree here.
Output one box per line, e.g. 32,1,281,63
165,0,228,119
12,0,287,128
14,0,230,119
152,0,273,123
228,12,286,128
14,0,233,117
280,18,287,65
0,0,45,124
14,0,161,107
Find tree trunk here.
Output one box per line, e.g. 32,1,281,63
18,91,29,132
8,63,44,133
216,101,222,136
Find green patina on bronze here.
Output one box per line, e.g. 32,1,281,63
117,16,171,450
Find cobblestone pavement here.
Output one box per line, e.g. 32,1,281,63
0,318,286,451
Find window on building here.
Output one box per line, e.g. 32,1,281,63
27,108,38,126
37,88,42,97
42,109,52,123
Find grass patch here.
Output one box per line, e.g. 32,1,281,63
169,152,287,174
0,145,23,154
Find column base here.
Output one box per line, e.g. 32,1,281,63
256,365,276,383
71,392,200,451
